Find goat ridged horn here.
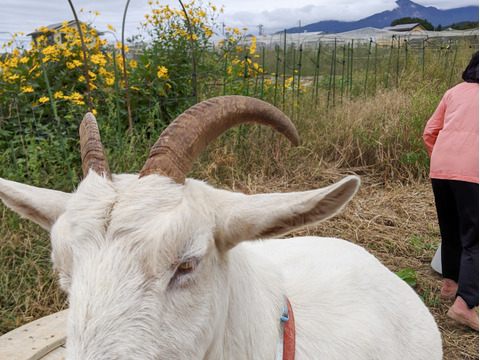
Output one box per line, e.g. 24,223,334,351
139,95,299,184
79,112,111,180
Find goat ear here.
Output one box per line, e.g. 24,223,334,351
0,178,71,230
214,176,360,251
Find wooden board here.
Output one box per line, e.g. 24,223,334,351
0,310,67,360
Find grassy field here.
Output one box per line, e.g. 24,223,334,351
1,77,478,358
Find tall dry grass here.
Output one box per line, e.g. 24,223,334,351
192,76,445,189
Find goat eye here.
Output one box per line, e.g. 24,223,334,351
169,258,199,288
178,260,195,272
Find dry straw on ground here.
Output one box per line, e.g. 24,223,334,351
205,164,479,360
1,164,478,359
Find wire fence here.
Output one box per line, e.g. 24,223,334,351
0,9,478,187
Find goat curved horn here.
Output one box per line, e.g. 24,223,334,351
139,95,299,183
79,112,111,180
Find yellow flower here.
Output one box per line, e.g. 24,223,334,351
157,65,168,79
8,74,19,80
115,43,129,52
249,37,257,55
91,54,107,67
21,85,34,93
53,91,64,99
108,24,116,32
66,59,83,69
92,109,98,115
94,11,100,15
39,96,50,103
88,70,97,80
129,60,138,68
70,92,84,100
106,76,115,86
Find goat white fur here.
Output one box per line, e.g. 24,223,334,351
0,172,442,359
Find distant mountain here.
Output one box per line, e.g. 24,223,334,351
285,0,479,34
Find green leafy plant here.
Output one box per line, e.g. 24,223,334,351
396,268,418,287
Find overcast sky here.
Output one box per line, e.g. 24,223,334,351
1,0,478,46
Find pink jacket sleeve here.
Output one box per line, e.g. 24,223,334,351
423,97,446,157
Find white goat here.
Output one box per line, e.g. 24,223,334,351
0,96,442,359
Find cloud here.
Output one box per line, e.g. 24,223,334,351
219,0,398,33
1,0,478,47
218,0,478,34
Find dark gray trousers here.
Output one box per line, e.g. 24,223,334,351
431,178,479,308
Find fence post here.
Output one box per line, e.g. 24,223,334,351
67,0,93,112
364,39,372,97
179,0,198,104
340,44,346,103
313,43,322,105
404,38,408,72
373,42,378,94
345,42,350,99
396,36,401,86
422,38,425,80
121,0,133,132
260,46,265,100
291,47,296,115
385,35,394,88
296,43,303,113
111,48,123,148
327,40,336,109
445,39,452,69
448,43,458,86
349,39,354,98
333,38,337,107
283,29,287,111
223,50,228,95
274,45,280,107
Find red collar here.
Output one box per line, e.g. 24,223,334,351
283,297,295,360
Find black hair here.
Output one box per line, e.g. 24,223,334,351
462,51,479,83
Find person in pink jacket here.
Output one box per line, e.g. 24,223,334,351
423,51,479,331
